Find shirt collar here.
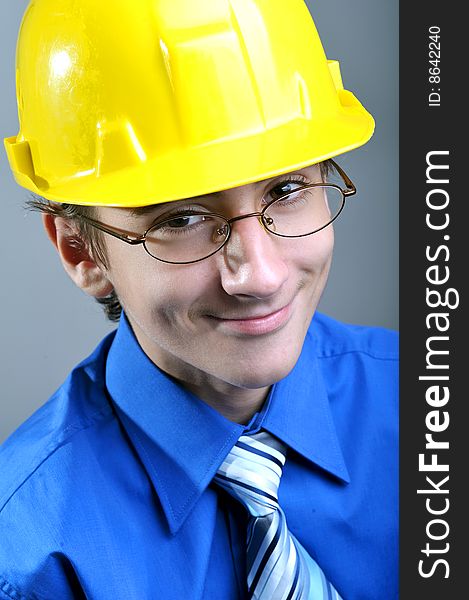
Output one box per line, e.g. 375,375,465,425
261,328,350,484
106,314,349,535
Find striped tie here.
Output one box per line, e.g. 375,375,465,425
214,430,343,600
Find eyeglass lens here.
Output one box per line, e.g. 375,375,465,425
142,184,344,264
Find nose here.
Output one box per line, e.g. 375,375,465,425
218,214,289,299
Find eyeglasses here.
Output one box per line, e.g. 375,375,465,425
80,159,355,264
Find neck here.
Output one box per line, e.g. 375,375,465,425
181,379,270,424
127,313,271,424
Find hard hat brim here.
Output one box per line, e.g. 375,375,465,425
6,100,374,207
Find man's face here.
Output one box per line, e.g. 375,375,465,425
97,164,334,392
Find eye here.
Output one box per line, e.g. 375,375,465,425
268,176,309,201
153,212,213,237
164,214,207,229
150,205,210,229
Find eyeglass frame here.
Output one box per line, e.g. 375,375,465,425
78,159,356,265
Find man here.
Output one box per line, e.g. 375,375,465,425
0,1,398,599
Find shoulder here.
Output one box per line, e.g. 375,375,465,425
307,312,398,421
307,312,398,405
309,311,398,362
0,331,117,514
0,331,120,591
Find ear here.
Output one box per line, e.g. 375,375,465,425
42,214,114,298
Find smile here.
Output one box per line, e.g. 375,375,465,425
209,303,293,336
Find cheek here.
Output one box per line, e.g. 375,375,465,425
101,239,158,312
292,227,334,272
106,244,215,323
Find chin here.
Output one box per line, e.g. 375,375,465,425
216,323,308,386
221,349,301,390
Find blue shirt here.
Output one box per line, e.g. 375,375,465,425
0,312,398,600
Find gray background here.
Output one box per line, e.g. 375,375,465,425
0,0,398,443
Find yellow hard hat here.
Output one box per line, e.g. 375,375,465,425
4,0,374,207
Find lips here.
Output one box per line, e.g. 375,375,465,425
208,303,293,336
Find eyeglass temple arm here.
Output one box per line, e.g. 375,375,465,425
329,159,356,197
80,215,145,245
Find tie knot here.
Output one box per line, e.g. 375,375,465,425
214,431,287,517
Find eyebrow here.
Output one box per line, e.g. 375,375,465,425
128,205,166,218
128,188,242,218
128,198,203,218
